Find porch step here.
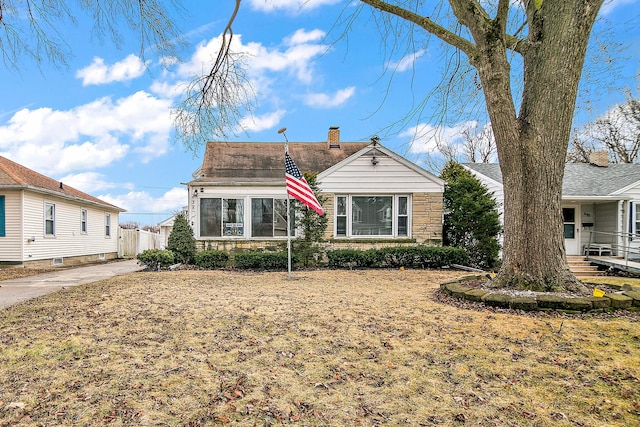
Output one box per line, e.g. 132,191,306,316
567,256,606,277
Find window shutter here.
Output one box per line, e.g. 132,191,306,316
0,196,5,237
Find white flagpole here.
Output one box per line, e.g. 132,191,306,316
279,128,292,279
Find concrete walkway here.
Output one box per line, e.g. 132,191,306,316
0,259,145,309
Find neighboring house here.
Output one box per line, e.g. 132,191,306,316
463,152,640,260
0,156,125,267
158,207,187,248
185,127,444,251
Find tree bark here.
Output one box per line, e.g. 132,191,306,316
361,0,603,292
492,1,601,292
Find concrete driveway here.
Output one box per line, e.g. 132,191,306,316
0,259,145,309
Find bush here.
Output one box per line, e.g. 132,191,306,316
167,214,196,264
327,249,362,268
327,246,468,269
234,251,293,270
441,161,502,269
194,250,230,269
137,249,174,270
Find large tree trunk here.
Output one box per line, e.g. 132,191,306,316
453,0,601,292
321,1,603,291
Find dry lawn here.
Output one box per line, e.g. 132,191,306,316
0,269,639,426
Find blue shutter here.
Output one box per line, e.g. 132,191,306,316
0,195,5,237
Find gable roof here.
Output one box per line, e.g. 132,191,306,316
190,141,370,185
318,143,445,187
0,156,124,211
463,162,640,197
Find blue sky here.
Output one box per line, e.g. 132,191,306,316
1,0,638,226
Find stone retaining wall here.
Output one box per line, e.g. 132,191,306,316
440,277,640,313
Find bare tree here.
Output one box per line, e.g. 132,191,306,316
120,221,140,230
363,1,603,292
570,94,640,164
428,123,497,165
171,0,255,152
0,0,184,69
460,124,496,163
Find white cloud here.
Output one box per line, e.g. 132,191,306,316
100,187,188,216
240,109,287,132
247,0,341,13
402,121,477,154
175,31,328,86
304,86,356,108
0,91,172,175
286,29,325,45
58,172,134,194
76,54,148,86
387,49,427,72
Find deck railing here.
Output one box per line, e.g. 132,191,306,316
586,230,640,270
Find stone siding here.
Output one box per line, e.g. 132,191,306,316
412,192,443,244
193,191,443,252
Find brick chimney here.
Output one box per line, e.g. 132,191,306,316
328,126,340,149
589,151,609,167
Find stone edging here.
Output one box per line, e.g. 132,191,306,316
440,275,640,313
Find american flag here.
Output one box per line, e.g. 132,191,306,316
285,152,324,215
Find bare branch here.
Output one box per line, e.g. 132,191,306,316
360,0,477,57
172,0,254,151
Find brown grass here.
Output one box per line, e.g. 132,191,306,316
0,269,639,426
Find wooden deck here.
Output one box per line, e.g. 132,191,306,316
584,256,640,275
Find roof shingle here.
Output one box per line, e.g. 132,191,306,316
0,156,123,210
191,141,370,184
463,162,640,197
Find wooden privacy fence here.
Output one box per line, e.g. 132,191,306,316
118,228,162,258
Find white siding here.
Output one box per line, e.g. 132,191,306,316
593,202,618,245
0,191,25,262
619,182,640,199
464,169,504,211
320,156,442,193
22,191,119,262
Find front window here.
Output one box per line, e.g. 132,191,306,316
251,198,288,237
45,202,55,236
0,195,5,237
335,195,410,238
200,198,245,237
105,213,111,237
352,196,393,236
81,209,88,233
336,196,347,237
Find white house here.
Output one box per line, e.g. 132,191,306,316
157,207,187,249
185,127,445,251
463,152,640,260
0,156,125,267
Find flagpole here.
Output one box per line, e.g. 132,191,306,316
278,127,292,279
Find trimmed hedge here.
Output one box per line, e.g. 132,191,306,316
194,250,230,269
234,251,294,270
137,249,175,270
327,246,468,269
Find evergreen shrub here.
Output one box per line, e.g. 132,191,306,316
167,214,196,264
137,249,175,270
234,251,293,270
194,250,230,269
326,246,467,269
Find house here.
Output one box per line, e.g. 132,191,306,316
0,156,125,267
185,127,444,251
158,207,187,248
463,152,640,260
